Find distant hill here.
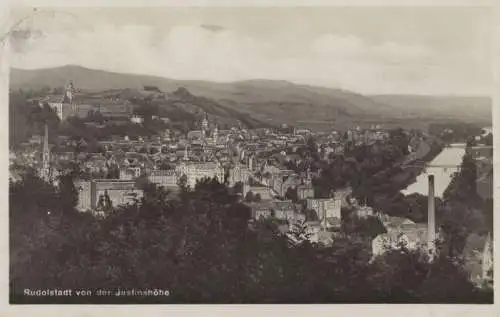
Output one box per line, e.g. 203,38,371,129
371,95,491,126
10,65,492,131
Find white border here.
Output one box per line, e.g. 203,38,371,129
1,1,498,316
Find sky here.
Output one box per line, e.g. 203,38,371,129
8,6,493,95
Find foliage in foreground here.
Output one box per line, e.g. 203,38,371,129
9,174,492,303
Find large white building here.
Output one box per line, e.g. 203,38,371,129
175,161,225,188
43,82,133,121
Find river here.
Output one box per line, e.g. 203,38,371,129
401,143,466,198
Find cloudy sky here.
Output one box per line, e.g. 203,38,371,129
9,6,493,95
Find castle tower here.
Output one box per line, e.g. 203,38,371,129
427,174,436,257
41,123,51,183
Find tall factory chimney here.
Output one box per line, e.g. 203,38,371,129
427,174,436,257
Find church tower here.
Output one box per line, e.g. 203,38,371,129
201,113,209,138
65,81,74,103
41,123,51,183
65,81,76,117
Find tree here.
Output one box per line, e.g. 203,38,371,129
367,248,486,303
135,175,152,191
245,191,254,202
284,160,297,172
284,187,298,203
177,174,188,190
58,173,79,215
438,202,486,257
342,215,387,241
9,168,491,304
159,162,173,170
233,181,244,194
106,164,120,179
443,153,480,206
103,191,113,213
388,128,410,155
483,133,492,146
287,221,312,245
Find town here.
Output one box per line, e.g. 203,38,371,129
9,79,494,303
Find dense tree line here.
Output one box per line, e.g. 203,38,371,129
9,92,60,146
9,173,492,304
437,153,493,257
429,122,483,143
310,130,411,199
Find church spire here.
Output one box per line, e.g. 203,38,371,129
41,123,51,183
201,113,209,138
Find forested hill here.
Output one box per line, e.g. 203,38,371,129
11,65,490,131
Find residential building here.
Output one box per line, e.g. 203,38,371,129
271,200,298,222
228,163,251,186
297,183,315,200
354,205,374,218
306,197,342,220
371,215,437,257
148,170,179,188
131,115,144,124
243,184,273,201
176,161,225,188
249,202,273,220
75,179,143,213
119,166,141,180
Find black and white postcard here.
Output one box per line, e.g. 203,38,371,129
3,1,497,315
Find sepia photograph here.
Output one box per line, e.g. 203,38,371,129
6,5,494,304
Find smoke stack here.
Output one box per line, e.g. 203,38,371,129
427,174,436,255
